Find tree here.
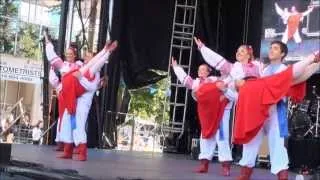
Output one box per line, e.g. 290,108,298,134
128,75,170,124
0,0,18,53
19,24,41,59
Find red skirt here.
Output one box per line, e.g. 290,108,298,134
196,82,229,139
233,66,305,144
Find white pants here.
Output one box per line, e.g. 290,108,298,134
282,28,302,44
72,96,92,146
59,110,73,143
58,96,92,145
239,106,289,174
55,118,61,142
198,109,233,162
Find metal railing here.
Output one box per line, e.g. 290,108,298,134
106,111,163,152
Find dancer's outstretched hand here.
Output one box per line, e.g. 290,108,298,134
216,81,226,91
171,57,178,67
43,28,50,43
235,79,245,90
72,71,82,79
194,37,204,49
105,40,118,52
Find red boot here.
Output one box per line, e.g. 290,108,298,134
55,142,64,151
73,146,79,154
221,161,231,176
76,143,87,161
194,159,209,173
237,166,253,180
57,143,73,159
277,170,288,180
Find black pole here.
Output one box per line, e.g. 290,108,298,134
41,39,50,144
57,0,70,56
97,0,110,148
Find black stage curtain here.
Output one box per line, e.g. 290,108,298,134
111,0,175,89
100,0,264,151
86,95,100,148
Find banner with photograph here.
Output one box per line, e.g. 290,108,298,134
260,0,319,71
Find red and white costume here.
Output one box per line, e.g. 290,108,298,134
172,65,234,167
46,42,110,160
233,55,320,179
73,72,100,146
235,64,308,176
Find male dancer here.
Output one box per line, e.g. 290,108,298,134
235,41,319,180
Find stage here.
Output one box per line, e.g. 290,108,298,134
3,144,301,180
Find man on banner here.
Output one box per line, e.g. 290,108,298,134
275,2,314,44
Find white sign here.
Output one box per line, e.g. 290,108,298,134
0,55,43,84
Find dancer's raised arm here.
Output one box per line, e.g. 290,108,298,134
194,37,232,75
79,41,118,77
43,30,64,70
293,51,320,84
171,57,194,89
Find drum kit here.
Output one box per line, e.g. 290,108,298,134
289,86,320,138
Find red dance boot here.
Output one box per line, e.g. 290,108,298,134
76,143,87,161
57,143,73,159
73,146,79,154
237,166,253,180
221,161,231,176
194,159,209,173
55,142,64,151
277,169,288,180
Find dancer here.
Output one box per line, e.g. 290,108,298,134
47,44,82,151
44,30,117,118
48,53,99,160
275,2,314,44
172,57,234,176
193,37,263,168
44,31,117,159
235,41,319,180
48,67,64,151
71,51,101,161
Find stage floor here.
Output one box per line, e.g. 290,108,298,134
10,144,299,180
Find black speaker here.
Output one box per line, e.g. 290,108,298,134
288,138,320,171
311,172,320,180
0,143,11,163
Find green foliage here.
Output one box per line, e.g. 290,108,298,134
0,0,18,53
19,24,41,59
128,75,170,124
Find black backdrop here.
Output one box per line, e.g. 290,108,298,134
101,0,265,152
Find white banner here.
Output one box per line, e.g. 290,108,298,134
0,55,43,84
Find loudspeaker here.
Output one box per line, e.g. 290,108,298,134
0,143,11,163
288,138,320,171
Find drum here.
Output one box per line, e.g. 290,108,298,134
297,99,310,112
290,110,312,138
309,100,319,121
